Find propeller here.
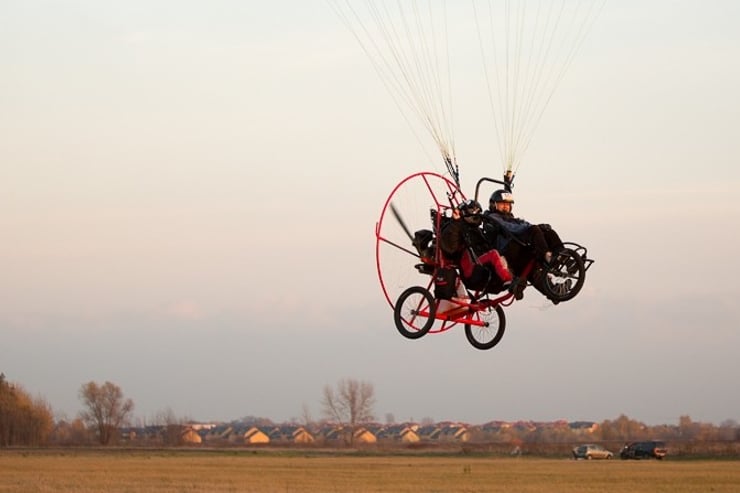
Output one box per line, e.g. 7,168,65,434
390,202,414,242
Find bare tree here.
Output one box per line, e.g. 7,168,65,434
153,407,186,446
78,381,134,445
321,378,375,445
301,402,314,430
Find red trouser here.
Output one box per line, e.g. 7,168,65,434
460,249,513,283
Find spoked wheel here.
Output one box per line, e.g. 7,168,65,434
375,172,464,311
542,247,586,302
394,286,436,339
464,303,506,350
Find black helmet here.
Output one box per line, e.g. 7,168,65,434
490,189,514,205
458,199,482,224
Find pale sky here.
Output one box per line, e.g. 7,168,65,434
2,1,739,427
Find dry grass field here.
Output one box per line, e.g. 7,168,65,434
1,449,739,493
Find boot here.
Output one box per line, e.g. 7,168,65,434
507,277,525,300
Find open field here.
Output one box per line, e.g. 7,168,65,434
1,449,739,493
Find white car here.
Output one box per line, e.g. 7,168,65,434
572,444,613,460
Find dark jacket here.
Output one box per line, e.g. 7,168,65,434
439,219,493,260
485,209,531,233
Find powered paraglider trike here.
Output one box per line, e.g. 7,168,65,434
375,173,593,350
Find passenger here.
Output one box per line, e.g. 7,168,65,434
439,199,515,295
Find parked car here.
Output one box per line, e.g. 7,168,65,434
572,444,613,460
619,441,667,460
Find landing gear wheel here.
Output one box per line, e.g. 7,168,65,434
464,304,506,350
394,286,436,339
543,247,586,302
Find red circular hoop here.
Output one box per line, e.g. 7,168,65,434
375,171,464,310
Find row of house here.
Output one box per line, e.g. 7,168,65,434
124,420,599,446
233,423,471,445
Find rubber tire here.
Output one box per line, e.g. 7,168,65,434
464,304,506,350
543,247,586,302
394,286,436,339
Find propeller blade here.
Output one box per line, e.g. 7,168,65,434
390,202,414,242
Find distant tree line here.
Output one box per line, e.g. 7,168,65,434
1,374,134,447
2,372,740,452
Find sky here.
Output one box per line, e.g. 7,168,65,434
2,1,739,428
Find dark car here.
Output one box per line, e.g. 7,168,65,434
619,441,667,460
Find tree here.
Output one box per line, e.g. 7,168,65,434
719,419,739,441
598,414,647,442
0,373,54,446
78,381,134,445
50,417,89,445
321,378,375,445
300,402,314,429
153,407,186,446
